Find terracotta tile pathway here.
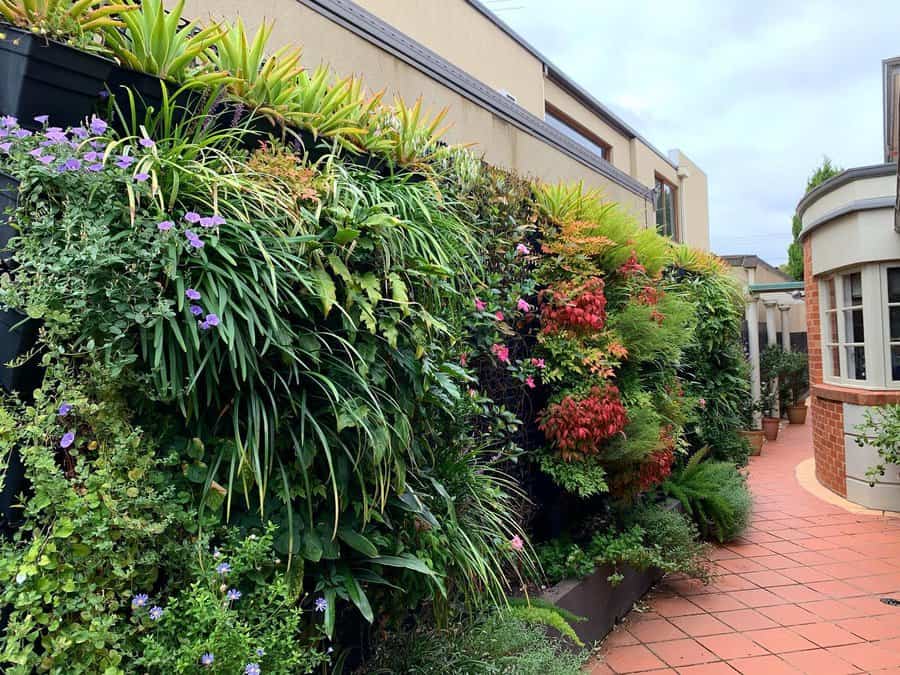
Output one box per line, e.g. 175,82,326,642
588,422,900,674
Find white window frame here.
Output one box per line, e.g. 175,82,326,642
819,262,900,389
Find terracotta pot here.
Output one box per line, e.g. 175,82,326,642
761,416,781,441
787,404,807,425
739,430,765,456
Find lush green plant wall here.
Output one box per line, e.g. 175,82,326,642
0,3,752,672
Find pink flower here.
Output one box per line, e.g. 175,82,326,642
516,243,530,256
531,358,545,369
495,311,504,321
510,535,524,551
475,298,487,311
516,298,530,312
491,343,510,364
525,376,536,389
698,397,707,410
460,353,468,367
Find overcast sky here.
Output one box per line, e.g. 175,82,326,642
494,0,899,264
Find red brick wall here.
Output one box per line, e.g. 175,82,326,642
804,239,847,496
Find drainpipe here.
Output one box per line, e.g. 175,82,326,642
746,269,761,429
676,164,689,243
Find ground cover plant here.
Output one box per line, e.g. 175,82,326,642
0,4,753,670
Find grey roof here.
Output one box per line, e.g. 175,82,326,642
719,254,792,280
465,0,677,169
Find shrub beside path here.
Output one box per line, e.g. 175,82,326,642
588,422,900,674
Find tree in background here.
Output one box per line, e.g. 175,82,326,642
786,157,843,279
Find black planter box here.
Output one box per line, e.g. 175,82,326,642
104,66,194,132
0,23,113,129
542,562,663,647
0,171,15,266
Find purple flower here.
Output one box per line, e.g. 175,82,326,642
199,320,211,330
244,664,261,675
62,158,82,172
189,304,204,316
139,137,155,148
148,606,163,621
90,140,104,150
185,288,202,301
516,243,530,255
0,142,11,154
315,597,328,613
89,116,108,135
33,115,49,125
134,172,150,183
157,220,174,232
70,126,89,140
255,648,265,657
60,432,76,449
201,653,214,666
204,313,220,327
43,130,67,143
185,231,204,250
114,155,135,169
13,129,31,139
0,115,17,128
199,217,215,228
184,211,201,224
0,129,7,138
216,562,231,575
87,163,104,173
131,593,149,609
28,148,44,158
58,402,72,417
226,588,242,601
37,155,55,165
83,151,100,162
210,214,226,226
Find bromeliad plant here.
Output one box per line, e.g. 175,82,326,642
0,0,132,49
103,0,226,85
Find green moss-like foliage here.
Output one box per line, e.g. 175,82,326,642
607,293,696,365
505,597,587,647
538,452,608,498
663,449,753,543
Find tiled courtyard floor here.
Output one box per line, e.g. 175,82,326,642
588,422,900,674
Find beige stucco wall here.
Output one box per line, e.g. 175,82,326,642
802,173,899,276
670,150,710,251
353,0,545,117
727,264,807,334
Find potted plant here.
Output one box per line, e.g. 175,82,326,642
779,351,809,424
737,395,765,455
0,1,128,128
759,345,785,441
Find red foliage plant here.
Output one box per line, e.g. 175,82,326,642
635,447,675,492
538,384,628,461
539,277,607,335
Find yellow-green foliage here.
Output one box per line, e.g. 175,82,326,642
505,598,586,647
607,292,696,364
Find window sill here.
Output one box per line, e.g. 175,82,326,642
812,383,900,405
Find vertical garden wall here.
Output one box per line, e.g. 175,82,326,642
0,2,753,673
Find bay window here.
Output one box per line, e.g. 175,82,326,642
820,262,900,388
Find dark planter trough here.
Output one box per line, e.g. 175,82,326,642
104,67,191,132
0,23,113,128
542,562,663,647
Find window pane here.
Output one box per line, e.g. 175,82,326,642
891,307,900,341
827,346,840,377
888,268,900,303
824,278,836,311
845,345,866,380
892,345,900,381
827,311,838,343
843,272,863,306
655,180,676,239
844,308,865,342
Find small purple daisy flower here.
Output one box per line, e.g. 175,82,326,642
203,313,220,327
83,151,100,162
148,606,163,621
210,214,226,226
37,155,55,165
255,648,265,657
70,126,89,140
28,148,44,158
315,597,328,612
132,593,149,609
58,402,72,417
14,129,32,138
199,216,215,228
134,172,150,183
62,158,82,172
184,211,201,224
139,137,155,148
201,653,214,666
157,220,174,232
185,288,201,301
0,115,17,128
216,562,231,575
43,130,67,143
226,588,242,601
60,432,76,449
87,163,104,173
186,232,204,249
0,142,11,154
189,305,204,316
244,664,261,675
114,155,134,169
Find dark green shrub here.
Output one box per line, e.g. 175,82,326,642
663,449,752,542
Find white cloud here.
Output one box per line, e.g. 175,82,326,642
501,0,900,263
